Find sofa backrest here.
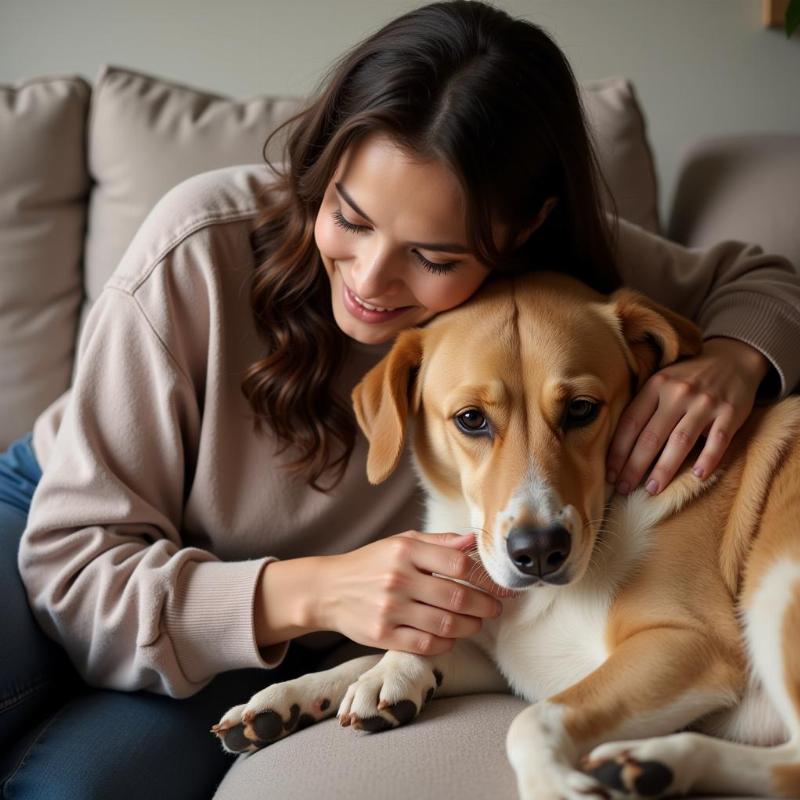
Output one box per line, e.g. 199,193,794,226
1,65,660,450
668,133,800,266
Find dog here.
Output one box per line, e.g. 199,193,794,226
212,270,800,799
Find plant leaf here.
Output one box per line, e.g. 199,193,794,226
786,0,800,37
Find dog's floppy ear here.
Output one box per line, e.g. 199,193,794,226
351,328,424,485
608,288,703,390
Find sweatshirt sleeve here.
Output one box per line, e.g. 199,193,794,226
613,218,800,400
18,284,290,699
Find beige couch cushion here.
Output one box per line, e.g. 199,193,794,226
668,133,800,269
0,75,91,451
582,77,661,236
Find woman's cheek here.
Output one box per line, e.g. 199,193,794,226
425,274,486,313
314,211,350,263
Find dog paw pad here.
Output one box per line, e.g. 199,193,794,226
357,714,396,733
248,710,284,743
216,723,261,753
590,755,673,797
386,698,417,725
317,697,331,712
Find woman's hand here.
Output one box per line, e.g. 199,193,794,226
605,337,771,496
311,531,518,657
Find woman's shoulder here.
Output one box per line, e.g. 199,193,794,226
106,164,284,294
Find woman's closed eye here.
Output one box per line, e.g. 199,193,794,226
414,251,458,275
332,208,368,234
331,209,460,275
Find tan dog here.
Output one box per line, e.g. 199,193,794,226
213,271,800,800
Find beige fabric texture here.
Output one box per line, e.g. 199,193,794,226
212,695,760,800
18,162,800,703
0,74,90,450
215,692,528,800
211,640,758,800
668,133,800,268
582,77,661,235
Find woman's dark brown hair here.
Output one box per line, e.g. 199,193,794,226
242,0,620,493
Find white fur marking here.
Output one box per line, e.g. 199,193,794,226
744,557,800,742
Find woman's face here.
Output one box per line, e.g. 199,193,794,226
314,131,494,346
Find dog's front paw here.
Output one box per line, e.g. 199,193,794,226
582,733,701,798
211,675,335,754
337,651,442,732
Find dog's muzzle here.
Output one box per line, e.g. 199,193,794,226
506,523,571,584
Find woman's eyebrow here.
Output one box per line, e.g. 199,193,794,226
334,181,470,254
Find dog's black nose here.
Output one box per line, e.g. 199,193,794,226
506,523,571,578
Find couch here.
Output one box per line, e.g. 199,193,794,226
2,64,799,799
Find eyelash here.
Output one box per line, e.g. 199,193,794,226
331,209,458,275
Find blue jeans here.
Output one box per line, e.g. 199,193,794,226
0,433,325,799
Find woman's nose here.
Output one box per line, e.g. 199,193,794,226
352,244,401,299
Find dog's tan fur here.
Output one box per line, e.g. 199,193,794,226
350,271,800,798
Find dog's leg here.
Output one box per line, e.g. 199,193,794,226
338,639,509,732
582,556,800,798
211,653,382,754
506,627,740,800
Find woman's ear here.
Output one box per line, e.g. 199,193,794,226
351,328,424,485
608,288,703,390
512,196,558,248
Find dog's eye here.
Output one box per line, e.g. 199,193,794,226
455,408,489,435
564,398,599,429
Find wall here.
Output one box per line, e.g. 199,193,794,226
2,0,798,227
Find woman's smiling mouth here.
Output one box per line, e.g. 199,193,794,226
342,282,415,323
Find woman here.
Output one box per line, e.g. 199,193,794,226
2,2,798,797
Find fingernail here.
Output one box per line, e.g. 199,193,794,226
617,481,629,495
692,466,704,479
645,479,658,495
606,469,617,484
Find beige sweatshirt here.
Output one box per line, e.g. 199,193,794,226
20,164,800,699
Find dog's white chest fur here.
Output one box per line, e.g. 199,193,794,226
422,483,666,705
477,584,614,703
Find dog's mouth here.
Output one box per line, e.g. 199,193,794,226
456,542,522,598
506,568,571,590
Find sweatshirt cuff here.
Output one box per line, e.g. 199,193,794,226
700,290,800,402
163,557,291,684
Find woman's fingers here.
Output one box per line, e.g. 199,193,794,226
397,531,518,598
417,570,503,620
639,402,716,494
609,379,688,494
689,404,738,481
605,378,661,488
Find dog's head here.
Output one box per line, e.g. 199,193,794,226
351,271,701,590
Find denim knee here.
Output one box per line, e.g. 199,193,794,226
0,433,43,515
0,433,80,755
